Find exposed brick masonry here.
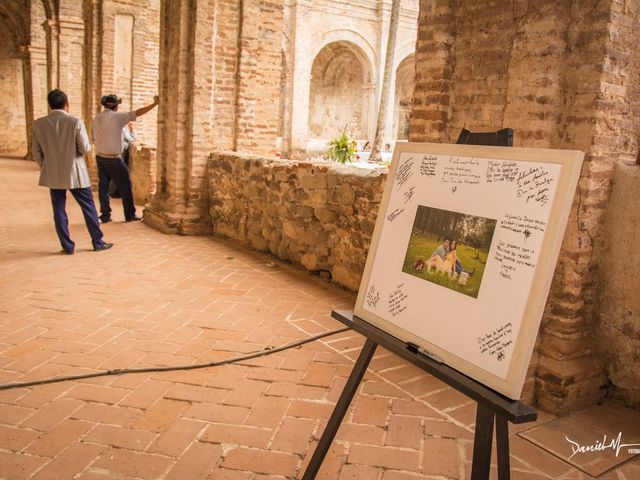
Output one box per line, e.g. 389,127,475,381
411,0,640,413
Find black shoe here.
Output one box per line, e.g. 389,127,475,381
125,216,143,222
94,242,114,252
61,249,74,255
100,217,112,224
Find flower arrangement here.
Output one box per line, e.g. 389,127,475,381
325,126,357,164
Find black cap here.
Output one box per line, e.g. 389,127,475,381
101,94,122,108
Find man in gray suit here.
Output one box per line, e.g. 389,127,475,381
32,89,113,254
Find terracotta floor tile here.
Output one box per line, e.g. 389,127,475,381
0,158,635,480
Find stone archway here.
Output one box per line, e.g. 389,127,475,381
393,54,415,141
308,41,373,146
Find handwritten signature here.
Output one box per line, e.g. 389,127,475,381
565,432,640,460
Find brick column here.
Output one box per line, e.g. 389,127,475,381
144,0,216,234
233,0,284,155
146,0,285,233
409,0,456,143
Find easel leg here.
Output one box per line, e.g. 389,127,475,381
495,414,510,480
302,338,378,480
471,402,495,480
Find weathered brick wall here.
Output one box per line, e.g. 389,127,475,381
208,153,386,291
98,0,160,147
0,23,27,155
58,1,85,119
412,0,640,413
592,2,640,409
234,0,285,155
146,0,287,234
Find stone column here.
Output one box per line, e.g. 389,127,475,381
409,1,455,143
144,0,216,234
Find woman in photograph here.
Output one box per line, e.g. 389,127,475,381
445,239,459,274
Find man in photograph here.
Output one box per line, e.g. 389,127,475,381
429,237,450,261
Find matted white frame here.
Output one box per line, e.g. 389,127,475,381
355,142,584,399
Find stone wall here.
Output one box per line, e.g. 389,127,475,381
595,161,640,408
90,0,160,147
208,152,386,291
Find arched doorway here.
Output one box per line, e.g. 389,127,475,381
393,54,415,141
308,41,373,149
0,12,28,157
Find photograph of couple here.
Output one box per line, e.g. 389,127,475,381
402,206,497,298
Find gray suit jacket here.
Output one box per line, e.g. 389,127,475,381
32,110,92,189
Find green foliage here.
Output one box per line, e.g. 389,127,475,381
401,234,489,299
325,127,357,164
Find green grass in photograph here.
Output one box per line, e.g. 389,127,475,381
401,233,489,298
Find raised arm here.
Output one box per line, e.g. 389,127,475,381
134,95,159,118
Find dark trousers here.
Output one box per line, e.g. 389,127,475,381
109,147,130,197
97,156,136,221
50,187,105,252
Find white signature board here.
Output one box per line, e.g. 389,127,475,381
354,142,583,399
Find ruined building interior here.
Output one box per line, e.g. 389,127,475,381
1,0,640,477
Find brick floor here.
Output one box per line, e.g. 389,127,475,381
1,157,638,479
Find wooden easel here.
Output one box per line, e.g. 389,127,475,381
302,311,537,480
303,128,536,479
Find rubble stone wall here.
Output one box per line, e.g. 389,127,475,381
208,152,386,291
